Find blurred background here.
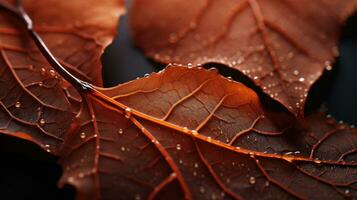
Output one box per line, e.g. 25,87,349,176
1,1,357,199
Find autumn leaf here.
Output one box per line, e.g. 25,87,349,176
130,0,357,117
1,0,124,85
1,1,357,200
0,0,124,148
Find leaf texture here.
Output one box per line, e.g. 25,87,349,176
130,0,357,117
1,1,357,200
0,0,124,150
56,65,357,200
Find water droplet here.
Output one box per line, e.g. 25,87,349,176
15,101,21,108
237,57,245,64
191,130,198,136
41,67,46,75
199,186,205,193
187,63,193,68
220,192,225,197
299,77,305,82
293,70,299,76
176,144,181,150
39,118,45,125
314,158,321,164
183,127,189,133
49,70,56,77
135,194,141,200
179,159,183,164
121,146,126,151
44,144,51,152
207,137,212,142
194,163,199,168
125,108,131,118
253,76,258,80
38,82,43,87
345,189,350,195
118,129,123,134
249,176,256,184
80,132,86,139
193,171,197,176
78,173,84,178
144,73,150,78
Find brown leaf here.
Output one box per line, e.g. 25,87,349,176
2,0,124,85
130,0,357,117
0,0,124,149
57,65,356,200
1,2,357,200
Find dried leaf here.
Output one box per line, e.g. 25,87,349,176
0,0,124,149
2,38,357,198
1,0,124,85
1,1,357,200
130,0,357,117
55,65,357,200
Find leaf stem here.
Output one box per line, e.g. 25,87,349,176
0,0,92,92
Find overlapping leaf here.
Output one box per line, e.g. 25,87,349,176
1,1,357,200
130,0,357,117
0,0,124,150
56,65,357,199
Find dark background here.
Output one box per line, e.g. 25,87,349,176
1,1,357,200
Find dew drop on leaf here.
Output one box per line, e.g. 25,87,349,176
41,67,46,75
249,176,256,184
293,70,299,76
15,101,21,108
39,118,45,125
191,130,198,136
124,108,131,118
49,69,56,77
80,132,86,139
176,144,181,150
118,129,123,134
44,144,51,152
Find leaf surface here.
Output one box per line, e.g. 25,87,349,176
130,0,357,117
1,1,357,200
58,65,357,200
0,0,124,150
